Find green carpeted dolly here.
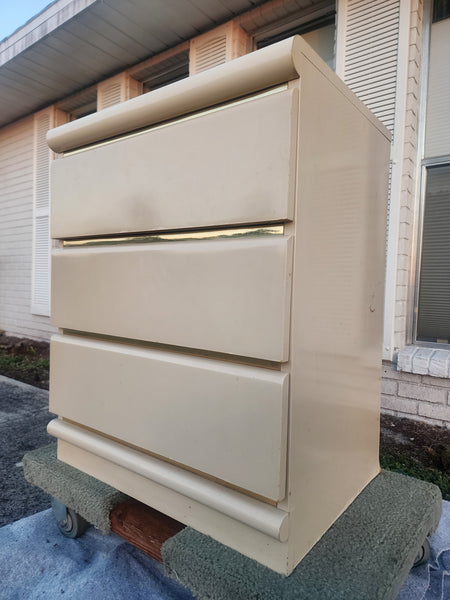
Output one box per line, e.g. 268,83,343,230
162,470,441,600
24,444,441,600
23,444,128,535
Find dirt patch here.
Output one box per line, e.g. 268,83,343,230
0,333,49,390
380,413,450,500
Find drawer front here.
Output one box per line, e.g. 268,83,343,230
51,236,293,362
51,88,298,239
50,334,289,501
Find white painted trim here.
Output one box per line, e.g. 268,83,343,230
334,0,347,79
382,0,412,361
410,0,434,344
31,108,53,318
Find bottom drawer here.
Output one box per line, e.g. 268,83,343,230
50,334,289,501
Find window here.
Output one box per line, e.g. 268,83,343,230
56,86,97,121
433,0,450,22
130,47,189,93
142,51,189,92
415,2,450,344
255,12,336,70
417,164,450,342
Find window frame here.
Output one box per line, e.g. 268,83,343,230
410,0,450,348
413,156,450,348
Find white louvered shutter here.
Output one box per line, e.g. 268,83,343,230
337,0,401,133
97,73,142,110
190,22,249,75
32,110,52,316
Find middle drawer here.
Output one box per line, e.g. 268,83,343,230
51,235,293,362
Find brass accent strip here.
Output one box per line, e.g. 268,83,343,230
62,224,284,248
61,417,278,507
64,84,288,157
61,329,282,371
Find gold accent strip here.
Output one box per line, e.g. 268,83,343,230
62,224,284,248
61,417,278,507
61,329,282,371
64,84,288,157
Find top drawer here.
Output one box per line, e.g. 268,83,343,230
51,88,298,239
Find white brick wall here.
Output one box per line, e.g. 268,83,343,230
0,116,56,341
382,361,450,428
392,0,423,354
398,345,450,377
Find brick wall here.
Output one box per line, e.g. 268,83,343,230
382,361,450,428
379,1,450,430
392,0,424,353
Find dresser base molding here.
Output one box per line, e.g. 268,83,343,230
53,433,293,574
48,419,289,542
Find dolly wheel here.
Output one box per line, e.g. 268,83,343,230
51,498,89,538
413,538,431,568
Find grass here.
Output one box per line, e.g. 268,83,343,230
380,451,450,501
0,335,49,389
0,354,49,386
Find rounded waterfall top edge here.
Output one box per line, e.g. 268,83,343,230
46,36,304,154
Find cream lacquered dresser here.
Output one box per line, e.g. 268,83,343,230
47,36,391,575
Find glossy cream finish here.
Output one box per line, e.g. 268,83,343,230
50,335,289,500
48,36,391,575
51,236,293,362
51,89,298,239
56,439,291,574
279,53,390,571
49,419,289,539
46,37,386,154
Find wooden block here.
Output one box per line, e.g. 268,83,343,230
110,499,185,562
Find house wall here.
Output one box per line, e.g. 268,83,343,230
0,116,57,341
392,0,424,355
2,0,450,430
379,0,450,428
382,361,450,428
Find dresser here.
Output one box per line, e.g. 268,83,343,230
47,36,391,575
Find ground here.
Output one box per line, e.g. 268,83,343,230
380,413,450,500
1,333,450,500
0,333,49,390
0,377,53,526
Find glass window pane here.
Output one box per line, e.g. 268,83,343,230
433,0,450,23
256,14,336,70
417,164,450,342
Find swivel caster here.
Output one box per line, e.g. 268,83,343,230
413,538,431,568
51,497,90,538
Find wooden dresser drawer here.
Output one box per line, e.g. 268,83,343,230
50,334,289,501
51,235,293,362
51,88,298,239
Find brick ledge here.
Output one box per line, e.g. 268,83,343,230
397,345,450,378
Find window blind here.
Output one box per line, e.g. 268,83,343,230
417,164,450,342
